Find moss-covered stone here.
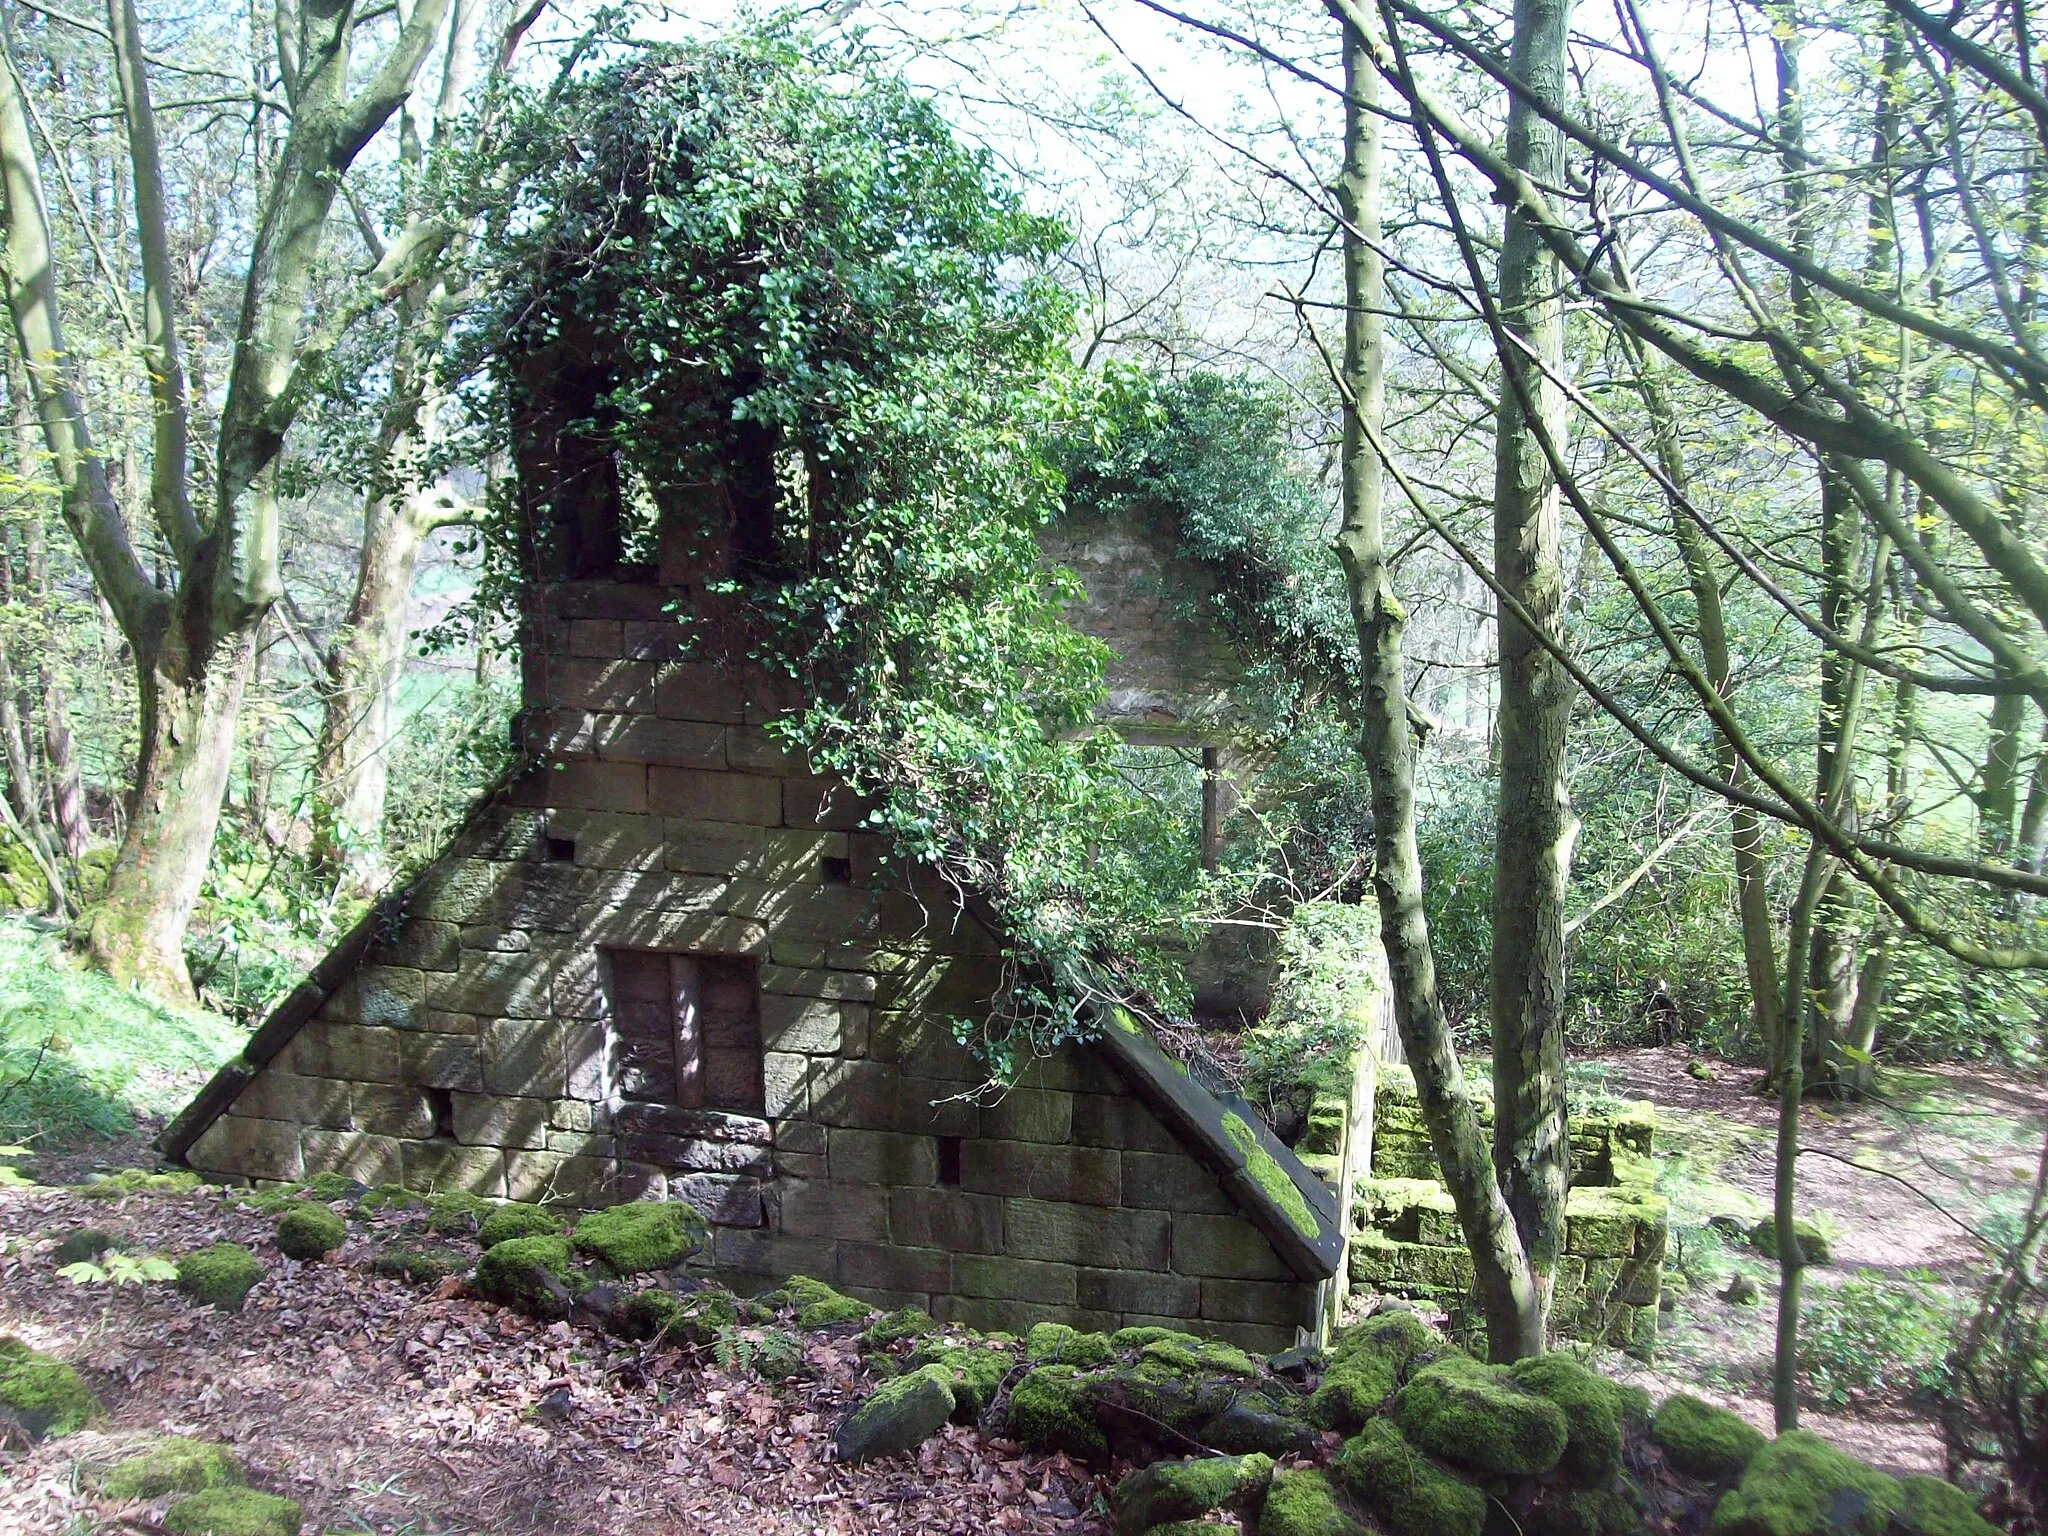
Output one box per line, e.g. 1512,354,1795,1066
1333,1418,1484,1536
903,1342,1011,1421
54,1227,115,1266
1115,1453,1274,1536
425,1191,492,1235
476,1201,564,1250
1708,1429,1898,1536
1111,1325,1200,1351
97,1437,246,1500
860,1308,936,1351
369,1246,470,1285
1138,1334,1260,1379
472,1235,584,1318
72,1168,202,1200
162,1487,302,1536
761,1274,871,1328
176,1243,265,1313
274,1203,346,1262
0,1338,98,1440
1200,1392,1320,1459
1506,1353,1634,1485
1651,1394,1767,1482
1259,1468,1368,1536
1007,1364,1107,1458
571,1202,705,1274
1749,1216,1832,1268
1222,1113,1320,1238
1391,1354,1568,1478
618,1287,739,1346
352,1184,426,1219
1893,1476,2000,1536
1310,1310,1437,1430
1025,1322,1116,1366
297,1172,362,1203
1526,1484,1648,1536
834,1365,956,1463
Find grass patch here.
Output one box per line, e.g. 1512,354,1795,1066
0,919,244,1146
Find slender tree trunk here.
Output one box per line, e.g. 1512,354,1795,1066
1982,690,2029,856
1490,0,1576,1327
1329,5,1543,1360
2016,718,2048,879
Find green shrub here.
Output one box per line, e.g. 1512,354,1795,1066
1799,1271,1963,1406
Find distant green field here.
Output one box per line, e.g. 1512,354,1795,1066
0,919,244,1146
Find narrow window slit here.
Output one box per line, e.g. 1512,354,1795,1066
427,1086,456,1140
936,1135,963,1187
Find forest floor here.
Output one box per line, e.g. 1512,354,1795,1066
0,1041,2040,1533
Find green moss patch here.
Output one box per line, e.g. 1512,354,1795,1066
162,1487,302,1536
1749,1215,1832,1268
1222,1112,1320,1238
53,1227,114,1266
176,1243,265,1313
477,1201,564,1249
761,1274,870,1328
1025,1322,1115,1366
1114,1453,1274,1536
618,1287,738,1346
426,1191,492,1235
1310,1310,1437,1430
1651,1394,1767,1482
1391,1354,1568,1478
72,1168,202,1200
1507,1353,1639,1485
0,1337,98,1440
570,1202,705,1273
96,1437,246,1500
1007,1364,1107,1458
860,1308,936,1351
1894,1476,2000,1536
472,1235,584,1318
1334,1418,1484,1536
351,1184,426,1219
1709,1429,1898,1536
297,1172,362,1202
1259,1468,1367,1536
905,1341,1012,1420
1138,1334,1260,1379
274,1204,346,1262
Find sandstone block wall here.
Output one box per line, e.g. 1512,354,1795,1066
184,574,1317,1352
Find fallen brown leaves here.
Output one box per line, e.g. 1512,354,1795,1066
0,1185,1110,1535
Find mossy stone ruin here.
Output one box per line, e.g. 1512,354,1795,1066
1348,1068,1666,1357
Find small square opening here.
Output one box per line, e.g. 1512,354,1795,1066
546,836,577,862
820,856,852,885
936,1135,963,1187
427,1086,456,1140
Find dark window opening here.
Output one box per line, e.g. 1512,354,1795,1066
427,1086,456,1140
820,855,852,886
606,949,765,1115
936,1135,963,1188
546,837,577,863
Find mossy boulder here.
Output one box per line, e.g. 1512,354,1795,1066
297,1172,362,1203
1651,1393,1767,1482
1893,1476,2000,1536
834,1365,956,1463
368,1246,470,1286
1137,1334,1260,1379
571,1202,705,1274
97,1437,246,1499
1749,1215,1832,1267
1507,1353,1642,1485
1114,1453,1275,1536
761,1274,870,1328
472,1235,583,1318
1201,1390,1320,1459
617,1287,738,1346
425,1190,491,1235
906,1341,1012,1420
1007,1364,1107,1458
1391,1354,1568,1478
352,1184,426,1219
860,1308,936,1350
162,1487,302,1536
1110,1325,1200,1350
274,1203,346,1261
1259,1468,1368,1536
476,1201,564,1250
1310,1310,1437,1430
1025,1322,1116,1366
1526,1484,1648,1536
73,1168,202,1200
1334,1418,1484,1536
0,1337,98,1441
54,1228,115,1266
1708,1429,1898,1536
176,1243,265,1313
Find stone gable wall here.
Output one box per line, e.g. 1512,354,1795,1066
185,575,1316,1351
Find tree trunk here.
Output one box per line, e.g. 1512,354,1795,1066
1982,689,2029,857
1329,4,1543,1361
1490,0,1576,1325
